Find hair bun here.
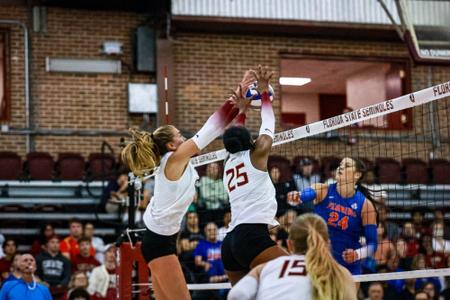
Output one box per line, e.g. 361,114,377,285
225,137,243,154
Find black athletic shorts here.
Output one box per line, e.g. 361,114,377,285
221,223,276,272
141,228,178,263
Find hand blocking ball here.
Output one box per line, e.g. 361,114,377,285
245,81,274,109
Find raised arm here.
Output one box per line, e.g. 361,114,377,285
250,65,275,171
166,71,255,180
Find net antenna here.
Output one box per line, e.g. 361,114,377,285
378,0,450,65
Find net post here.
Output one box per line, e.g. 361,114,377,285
118,242,133,300
135,242,151,300
127,172,136,229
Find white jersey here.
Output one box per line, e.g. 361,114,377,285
143,152,199,235
223,150,278,232
256,255,312,300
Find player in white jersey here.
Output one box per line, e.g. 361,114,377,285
221,66,288,285
121,71,255,300
228,213,357,300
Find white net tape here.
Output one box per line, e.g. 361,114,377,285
130,268,450,291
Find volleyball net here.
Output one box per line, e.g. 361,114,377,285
119,81,450,300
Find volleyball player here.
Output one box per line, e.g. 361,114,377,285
287,157,378,276
121,72,255,300
227,213,357,300
221,65,288,285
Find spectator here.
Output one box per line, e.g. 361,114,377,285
31,223,56,257
323,161,339,185
276,210,297,250
2,254,21,285
197,162,228,225
269,166,296,217
396,238,413,270
440,275,450,300
431,222,450,254
422,282,438,300
374,222,396,267
68,287,90,300
217,211,231,242
366,282,384,300
402,222,420,258
434,210,450,239
419,234,447,268
100,170,128,214
84,223,105,264
0,239,17,281
415,291,430,300
35,235,71,298
61,271,89,300
378,205,401,241
71,237,100,275
385,250,405,293
88,244,117,300
412,210,429,239
400,278,417,300
61,218,95,260
179,212,204,270
292,158,320,212
194,223,227,283
412,254,441,293
194,223,227,300
0,254,52,300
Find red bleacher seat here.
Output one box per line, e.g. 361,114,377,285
430,159,450,184
0,152,22,180
26,152,54,180
57,153,85,180
402,158,428,184
87,153,116,180
376,157,402,184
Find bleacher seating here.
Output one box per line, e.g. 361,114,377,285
402,158,428,184
87,153,116,180
430,158,450,184
0,152,22,180
0,180,120,251
56,152,85,180
376,157,402,184
26,152,55,180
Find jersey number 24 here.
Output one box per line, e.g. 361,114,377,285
327,212,349,230
225,163,249,191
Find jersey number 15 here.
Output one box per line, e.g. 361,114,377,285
225,163,249,191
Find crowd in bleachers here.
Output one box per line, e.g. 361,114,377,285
0,153,449,299
0,220,117,300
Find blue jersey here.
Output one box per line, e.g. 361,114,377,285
314,183,366,274
0,279,52,300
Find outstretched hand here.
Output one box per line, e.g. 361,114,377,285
230,84,251,114
250,65,274,94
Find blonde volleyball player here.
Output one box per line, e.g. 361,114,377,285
227,213,357,300
221,65,288,285
121,72,255,300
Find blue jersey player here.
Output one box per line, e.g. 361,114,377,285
287,157,378,276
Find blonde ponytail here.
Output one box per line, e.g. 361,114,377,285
289,214,356,300
121,126,175,177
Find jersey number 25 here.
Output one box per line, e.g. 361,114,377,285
225,163,249,191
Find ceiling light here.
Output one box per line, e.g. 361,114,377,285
279,77,311,86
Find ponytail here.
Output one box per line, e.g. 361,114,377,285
290,214,355,300
121,126,175,177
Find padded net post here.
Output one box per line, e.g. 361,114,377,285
118,242,150,300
